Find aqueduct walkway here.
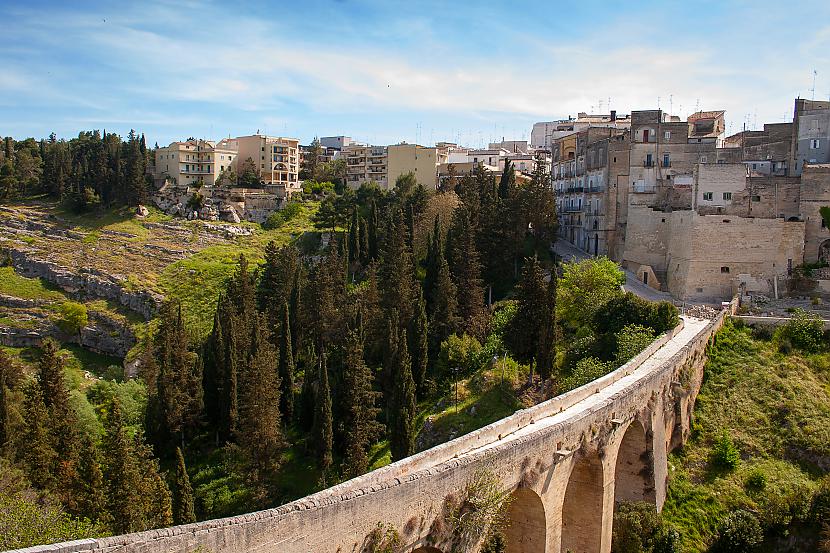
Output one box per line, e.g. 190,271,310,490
16,309,728,553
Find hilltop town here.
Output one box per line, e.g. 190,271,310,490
143,98,830,308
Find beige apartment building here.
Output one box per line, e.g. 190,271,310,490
236,135,300,189
153,138,238,186
344,143,438,190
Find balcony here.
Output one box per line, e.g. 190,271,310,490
643,160,655,168
632,183,656,193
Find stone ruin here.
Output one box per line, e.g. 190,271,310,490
151,180,293,224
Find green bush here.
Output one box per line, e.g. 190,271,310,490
615,324,656,365
812,476,830,524
263,202,303,230
612,501,680,553
56,301,88,336
437,334,483,377
780,308,824,352
711,431,740,471
593,292,679,336
744,469,767,491
709,510,763,553
562,356,613,392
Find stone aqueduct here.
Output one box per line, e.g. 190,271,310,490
18,306,733,553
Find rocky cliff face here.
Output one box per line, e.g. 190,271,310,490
4,248,162,320
0,295,136,358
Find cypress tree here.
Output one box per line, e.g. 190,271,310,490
75,435,106,524
390,329,416,462
202,297,226,438
348,207,361,266
410,289,429,396
237,315,284,492
341,327,382,478
537,269,558,380
278,302,295,420
0,349,12,449
507,257,550,369
222,313,239,441
368,199,379,261
447,206,487,339
423,215,442,311
102,400,143,534
298,345,318,431
359,214,369,265
379,208,416,332
172,447,196,525
133,436,173,530
289,265,303,361
21,383,56,490
313,352,333,482
498,159,515,199
37,338,67,411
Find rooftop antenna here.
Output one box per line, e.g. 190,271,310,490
657,96,661,110
811,69,817,100
695,98,700,113
669,94,673,116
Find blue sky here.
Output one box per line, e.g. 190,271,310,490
1,0,829,147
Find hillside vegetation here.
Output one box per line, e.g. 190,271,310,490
656,317,830,552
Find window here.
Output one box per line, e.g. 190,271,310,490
703,192,713,201
811,139,821,149
721,266,730,273
751,195,761,202
663,153,670,167
664,131,671,140
723,192,732,200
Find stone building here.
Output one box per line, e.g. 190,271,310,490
153,138,238,187
554,102,830,303
791,99,830,175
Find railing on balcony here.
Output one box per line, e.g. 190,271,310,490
632,183,657,193
643,160,655,167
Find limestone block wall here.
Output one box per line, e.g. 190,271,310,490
666,212,804,302
799,164,830,263
15,309,733,553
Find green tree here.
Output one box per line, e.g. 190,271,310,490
21,383,57,490
102,401,143,534
0,350,10,449
172,446,196,525
710,510,763,553
278,302,295,420
507,257,549,366
313,352,333,482
498,159,515,199
558,257,625,328
410,289,429,396
390,328,416,461
379,208,417,332
368,199,380,261
341,327,383,478
447,205,487,338
615,324,656,365
236,315,284,495
75,434,107,524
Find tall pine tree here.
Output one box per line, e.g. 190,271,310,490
278,302,295,420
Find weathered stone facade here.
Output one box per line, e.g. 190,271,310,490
152,181,291,224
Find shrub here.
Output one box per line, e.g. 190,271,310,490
263,202,303,230
711,431,740,471
615,324,656,365
186,192,205,212
593,292,679,336
813,476,830,524
437,334,483,377
750,324,774,341
780,308,824,352
562,356,613,392
710,510,763,553
56,301,88,337
559,257,626,328
744,469,767,491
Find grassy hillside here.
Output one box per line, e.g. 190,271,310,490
662,319,830,552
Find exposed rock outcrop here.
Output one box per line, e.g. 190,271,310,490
4,248,162,320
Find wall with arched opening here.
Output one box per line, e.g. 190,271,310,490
504,487,546,553
561,453,604,553
613,420,655,505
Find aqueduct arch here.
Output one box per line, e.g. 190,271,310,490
613,420,655,505
412,547,442,553
504,487,546,553
561,451,605,553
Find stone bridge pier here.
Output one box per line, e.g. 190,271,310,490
16,311,724,553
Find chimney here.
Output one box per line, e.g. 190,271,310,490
610,110,617,122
